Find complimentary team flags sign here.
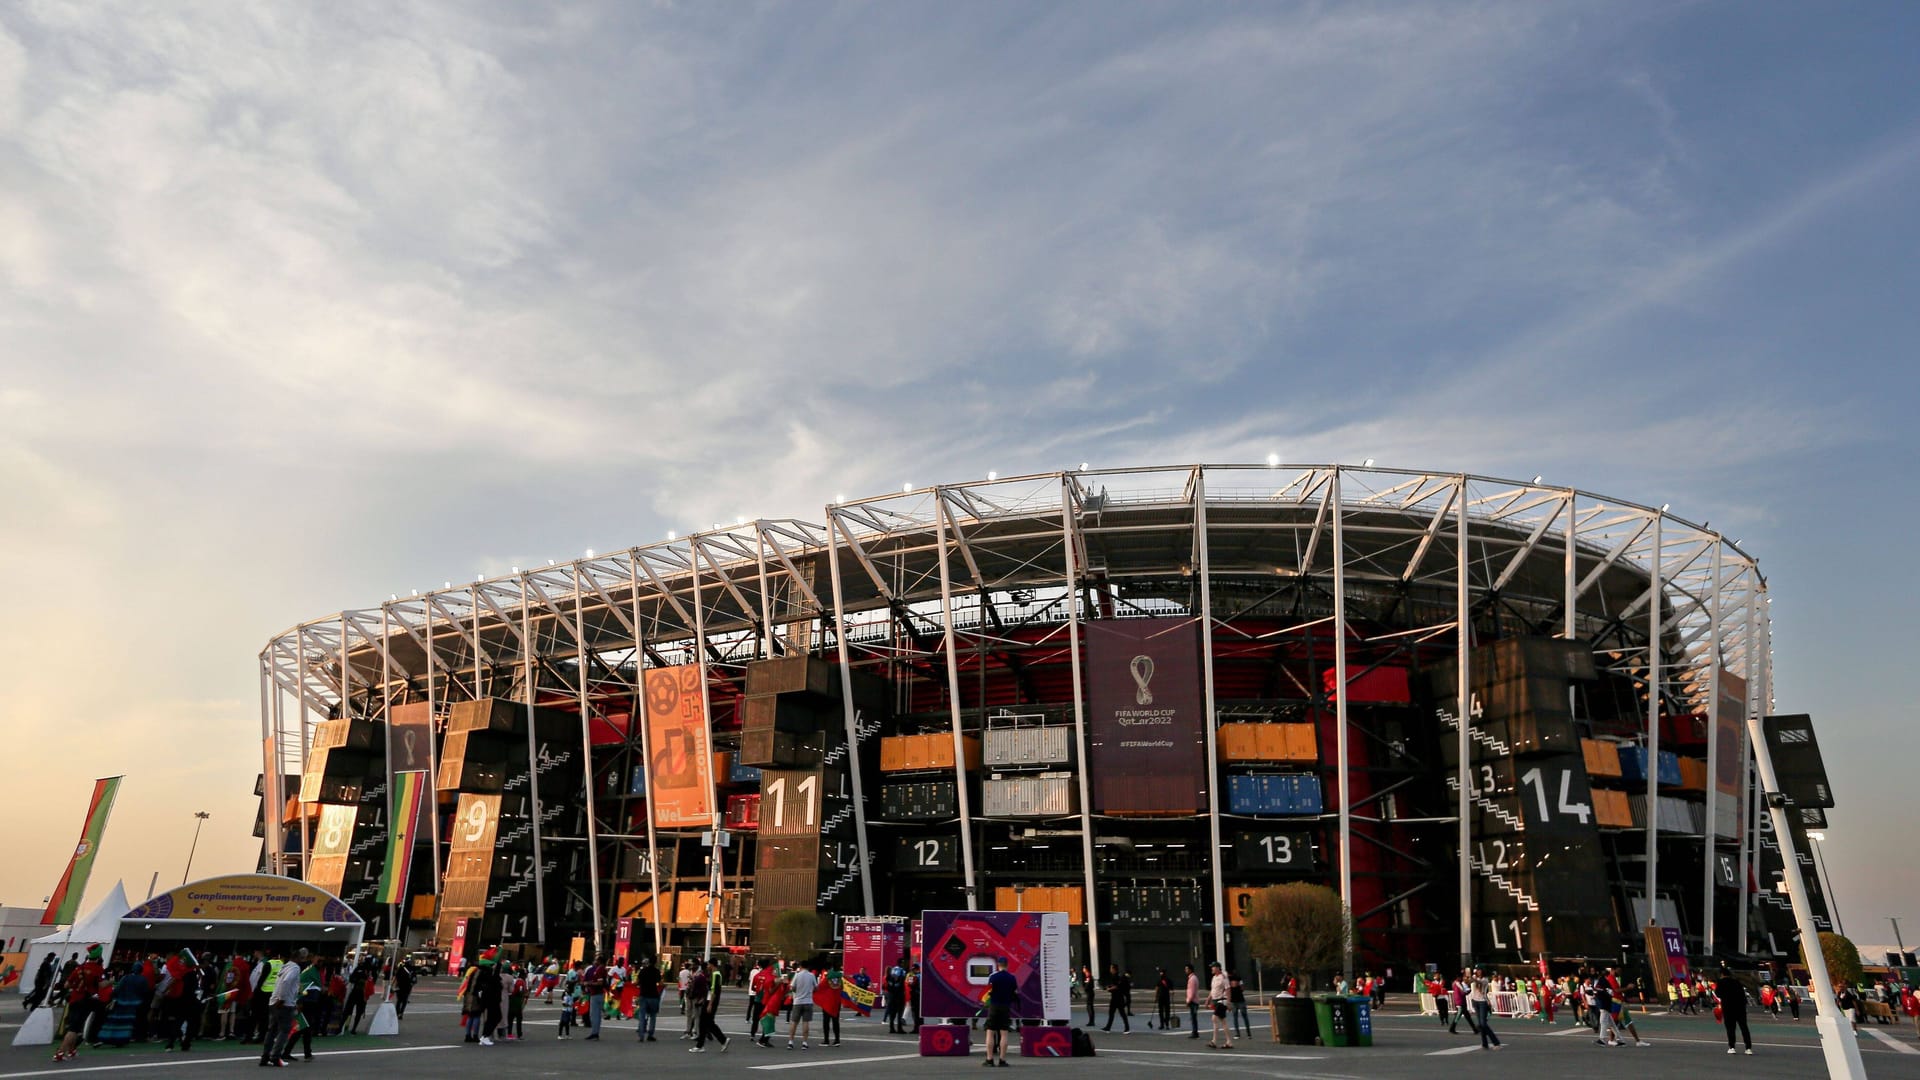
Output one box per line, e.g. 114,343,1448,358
41,777,122,925
375,770,428,906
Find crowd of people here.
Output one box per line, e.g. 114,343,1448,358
451,949,884,1053
23,943,412,1067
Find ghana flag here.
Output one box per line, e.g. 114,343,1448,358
375,770,427,906
41,776,122,925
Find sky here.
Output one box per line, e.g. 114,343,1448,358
1,1,1916,950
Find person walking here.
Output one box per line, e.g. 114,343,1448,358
691,960,729,1053
786,961,818,1049
1449,974,1475,1034
1206,961,1233,1049
1153,968,1172,1029
1469,968,1502,1050
26,953,56,1015
749,958,775,1024
634,956,662,1041
1229,969,1252,1039
257,949,303,1068
1081,965,1096,1026
160,950,202,1051
1715,964,1754,1054
983,956,1019,1067
1102,964,1130,1033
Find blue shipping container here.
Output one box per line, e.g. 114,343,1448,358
729,759,762,784
1228,774,1267,814
1619,747,1684,787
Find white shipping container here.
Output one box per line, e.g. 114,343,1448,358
982,776,1079,816
983,726,1074,767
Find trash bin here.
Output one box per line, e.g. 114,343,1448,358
1312,993,1352,1047
1269,997,1318,1044
1347,996,1373,1047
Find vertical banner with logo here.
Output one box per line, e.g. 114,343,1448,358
449,917,470,972
41,776,123,925
376,770,428,906
614,917,634,962
388,702,433,774
1710,671,1748,840
1085,618,1206,814
644,665,715,828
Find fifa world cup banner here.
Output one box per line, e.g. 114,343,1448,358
1085,617,1207,814
645,665,716,828
919,910,1071,1022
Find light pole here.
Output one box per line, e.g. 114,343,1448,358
1891,917,1906,957
183,811,211,885
1807,832,1845,937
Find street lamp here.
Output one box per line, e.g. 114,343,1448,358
183,811,211,885
1806,831,1845,937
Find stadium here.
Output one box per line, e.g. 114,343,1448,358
254,463,1833,981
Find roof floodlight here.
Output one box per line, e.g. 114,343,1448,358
1363,458,1375,467
987,471,997,481
1267,454,1280,467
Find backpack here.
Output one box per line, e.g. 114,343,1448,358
1070,1028,1096,1057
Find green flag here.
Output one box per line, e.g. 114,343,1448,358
41,776,122,925
375,770,426,906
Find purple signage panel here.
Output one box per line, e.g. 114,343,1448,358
1085,617,1207,813
919,910,1070,1022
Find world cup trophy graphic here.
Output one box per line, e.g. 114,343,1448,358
1129,655,1154,705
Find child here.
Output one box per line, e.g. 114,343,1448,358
506,966,528,1041
557,973,577,1039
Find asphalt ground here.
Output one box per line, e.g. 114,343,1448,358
6,980,1920,1079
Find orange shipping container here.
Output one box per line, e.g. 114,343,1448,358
1218,723,1264,761
1583,738,1622,779
1279,724,1319,763
880,736,913,772
925,734,982,771
1593,789,1634,828
1677,757,1708,791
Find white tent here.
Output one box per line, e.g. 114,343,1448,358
16,881,129,997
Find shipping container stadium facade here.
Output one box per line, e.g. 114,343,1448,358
256,464,1832,980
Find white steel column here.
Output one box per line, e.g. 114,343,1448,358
1193,468,1227,971
423,601,444,916
1737,564,1758,953
523,587,549,943
1744,680,1869,1080
1330,467,1353,981
935,495,980,910
1060,477,1102,979
259,659,282,875
1703,539,1723,955
1644,512,1662,922
1564,491,1577,639
755,528,776,659
296,639,313,879
572,569,605,956
825,514,877,916
630,557,667,958
380,605,399,950
690,551,722,959
1456,477,1472,967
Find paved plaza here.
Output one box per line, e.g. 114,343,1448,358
7,981,1920,1080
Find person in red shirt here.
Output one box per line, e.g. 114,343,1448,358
756,973,788,1046
225,953,252,1040
817,969,843,1047
53,947,106,1062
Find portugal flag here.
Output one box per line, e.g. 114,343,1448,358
41,777,122,925
375,770,427,906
